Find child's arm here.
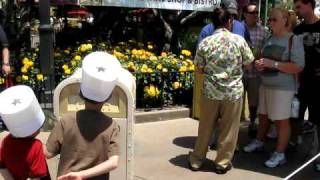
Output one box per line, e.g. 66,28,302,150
45,120,64,159
0,168,14,180
57,155,119,180
43,145,55,159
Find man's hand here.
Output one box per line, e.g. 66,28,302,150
2,64,10,75
2,47,10,75
58,172,82,180
57,155,119,179
255,59,265,71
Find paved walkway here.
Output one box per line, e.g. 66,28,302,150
1,118,319,180
134,118,318,180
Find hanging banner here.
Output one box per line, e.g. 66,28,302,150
80,0,220,11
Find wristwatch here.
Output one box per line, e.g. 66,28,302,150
273,62,279,69
2,62,9,66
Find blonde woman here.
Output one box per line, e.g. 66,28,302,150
243,8,305,168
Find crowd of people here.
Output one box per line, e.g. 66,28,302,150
189,0,320,175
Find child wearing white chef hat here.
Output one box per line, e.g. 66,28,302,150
0,85,51,180
45,52,121,180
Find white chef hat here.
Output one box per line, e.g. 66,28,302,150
0,85,45,138
80,51,121,103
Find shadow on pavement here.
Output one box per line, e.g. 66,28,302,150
172,136,196,149
169,154,217,172
171,126,320,179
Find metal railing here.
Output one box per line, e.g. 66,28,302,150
284,126,320,179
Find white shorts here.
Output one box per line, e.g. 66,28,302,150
258,85,295,121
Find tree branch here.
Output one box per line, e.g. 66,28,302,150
180,11,201,25
157,10,173,40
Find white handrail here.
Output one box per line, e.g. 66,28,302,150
284,152,320,180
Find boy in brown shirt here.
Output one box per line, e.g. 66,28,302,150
45,52,122,180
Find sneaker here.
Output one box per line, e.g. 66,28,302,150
243,139,264,153
188,152,203,171
265,152,286,168
302,121,315,134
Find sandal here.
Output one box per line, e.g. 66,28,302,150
214,163,232,174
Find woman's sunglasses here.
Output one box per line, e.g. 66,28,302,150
268,18,277,22
247,11,259,15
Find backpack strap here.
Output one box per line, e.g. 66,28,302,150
288,35,299,94
288,35,293,62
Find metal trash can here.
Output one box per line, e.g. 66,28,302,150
53,68,135,180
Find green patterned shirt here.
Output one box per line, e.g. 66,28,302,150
195,28,254,101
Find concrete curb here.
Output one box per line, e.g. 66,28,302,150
135,107,191,123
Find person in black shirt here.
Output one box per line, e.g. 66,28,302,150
293,0,320,171
0,25,10,130
0,25,10,75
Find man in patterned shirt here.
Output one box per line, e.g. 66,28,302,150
242,2,269,136
188,7,254,174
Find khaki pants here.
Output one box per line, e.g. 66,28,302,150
192,71,205,119
190,95,242,168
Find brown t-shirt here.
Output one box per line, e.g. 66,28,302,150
46,110,120,180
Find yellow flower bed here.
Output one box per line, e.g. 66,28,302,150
7,40,194,108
